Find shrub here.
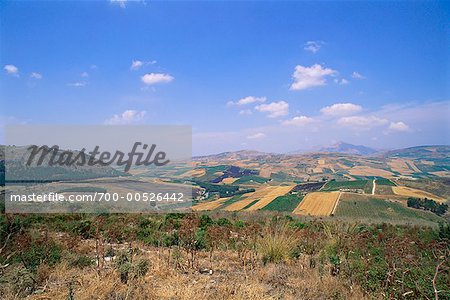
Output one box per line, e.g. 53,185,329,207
69,255,94,269
257,223,299,265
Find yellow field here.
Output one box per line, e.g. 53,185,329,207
224,186,283,211
392,186,447,203
192,197,229,211
349,166,393,177
293,191,340,216
246,185,295,211
221,177,238,184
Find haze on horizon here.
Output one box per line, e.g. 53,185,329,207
1,1,449,156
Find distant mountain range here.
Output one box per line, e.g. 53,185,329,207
317,142,378,155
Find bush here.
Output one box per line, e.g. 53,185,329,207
257,223,299,265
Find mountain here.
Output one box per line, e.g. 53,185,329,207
381,145,450,160
317,142,378,156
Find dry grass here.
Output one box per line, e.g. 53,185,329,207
293,192,340,216
180,168,206,178
392,186,447,203
246,186,295,211
192,198,230,211
8,246,367,300
349,166,393,177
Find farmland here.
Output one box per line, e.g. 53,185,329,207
392,186,446,203
245,185,295,211
261,194,304,212
293,191,340,216
321,180,373,194
335,194,443,225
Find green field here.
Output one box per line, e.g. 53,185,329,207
214,194,244,210
242,199,260,210
335,197,443,225
375,178,396,186
261,194,304,212
322,180,373,194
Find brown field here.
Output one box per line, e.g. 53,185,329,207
192,197,230,211
388,159,413,174
392,186,447,203
221,177,238,184
224,186,282,211
349,166,393,177
293,191,340,216
246,185,295,211
404,160,421,173
430,171,450,177
180,168,206,178
318,159,325,165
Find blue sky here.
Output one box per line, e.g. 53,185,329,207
1,1,449,155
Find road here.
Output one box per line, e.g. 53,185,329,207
372,179,376,195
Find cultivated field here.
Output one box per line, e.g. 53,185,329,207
392,186,447,203
224,186,289,211
192,197,230,211
220,177,238,184
293,191,340,216
349,166,394,177
246,185,295,211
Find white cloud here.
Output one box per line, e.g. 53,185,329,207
320,103,362,116
130,60,143,70
239,109,253,115
290,64,337,90
30,72,42,79
141,73,174,85
227,96,266,106
90,64,98,70
304,41,324,53
282,116,314,126
351,72,365,79
110,0,127,8
105,110,146,125
67,81,87,87
130,59,157,70
4,64,19,76
337,116,388,129
255,101,289,118
247,132,266,139
388,121,410,132
80,71,89,77
334,78,349,85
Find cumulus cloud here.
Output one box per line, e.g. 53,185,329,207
80,71,89,77
30,72,42,79
351,72,365,79
141,73,174,85
227,96,266,106
388,121,410,132
247,132,266,139
320,103,362,116
282,116,314,126
4,64,19,76
337,116,388,129
304,41,324,53
290,64,337,90
255,101,289,118
105,110,146,125
67,81,87,87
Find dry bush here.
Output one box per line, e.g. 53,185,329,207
257,222,299,265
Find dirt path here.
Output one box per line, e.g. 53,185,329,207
331,192,342,216
372,179,376,195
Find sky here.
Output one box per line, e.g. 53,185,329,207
1,0,449,155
